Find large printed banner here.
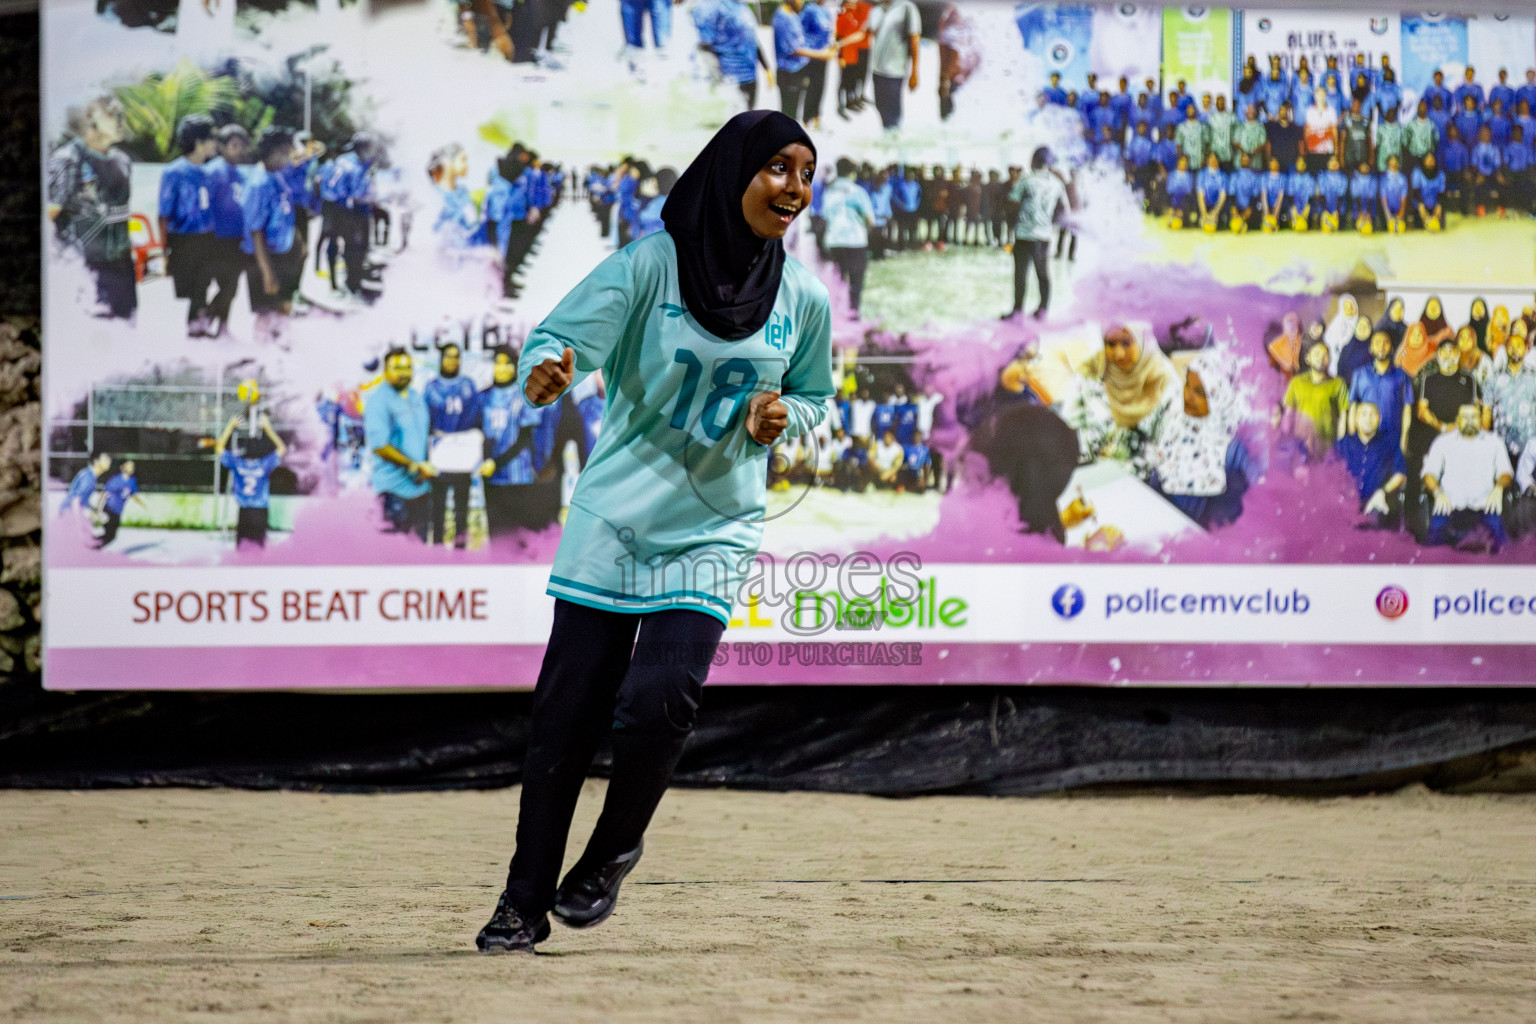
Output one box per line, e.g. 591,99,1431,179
1401,14,1536,108
1468,14,1536,93
1013,3,1162,95
1161,6,1233,100
1238,8,1401,93
39,0,1536,688
1400,13,1468,106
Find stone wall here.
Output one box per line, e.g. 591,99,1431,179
0,320,40,680
1,13,42,689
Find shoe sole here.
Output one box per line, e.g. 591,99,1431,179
476,937,538,955
552,847,643,930
475,917,551,954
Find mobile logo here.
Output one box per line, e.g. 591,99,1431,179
1051,584,1085,620
1376,586,1409,620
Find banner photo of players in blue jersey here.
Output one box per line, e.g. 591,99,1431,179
39,0,1536,690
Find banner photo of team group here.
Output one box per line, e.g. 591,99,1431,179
39,0,1536,688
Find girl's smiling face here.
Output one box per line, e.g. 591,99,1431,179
741,144,816,240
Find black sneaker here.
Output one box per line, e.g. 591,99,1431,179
551,839,643,929
475,890,550,954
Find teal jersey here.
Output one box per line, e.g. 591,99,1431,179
517,231,835,625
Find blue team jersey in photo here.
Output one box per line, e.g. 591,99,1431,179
895,404,918,444
1373,82,1402,120
1349,172,1378,203
1427,106,1452,138
61,467,97,512
527,168,552,209
203,157,249,239
903,443,929,471
1488,114,1513,147
690,0,729,45
1412,168,1447,208
364,385,431,499
1196,167,1226,205
636,196,667,239
1453,110,1483,146
101,474,138,515
1334,433,1408,504
1126,134,1154,166
279,157,320,215
1347,366,1413,446
220,450,281,509
1506,142,1531,173
1232,168,1261,205
1472,143,1502,175
321,153,374,210
616,174,640,224
1287,171,1316,203
713,3,761,84
425,375,481,434
1166,169,1193,201
800,1,832,50
772,8,808,72
1318,170,1349,210
478,384,542,485
240,166,296,255
434,184,485,246
516,231,834,624
486,171,532,259
1380,171,1409,208
871,404,896,439
158,157,213,235
1261,172,1287,206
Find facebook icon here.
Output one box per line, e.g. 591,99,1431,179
1051,584,1085,620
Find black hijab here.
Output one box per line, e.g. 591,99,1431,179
662,111,815,341
1374,298,1407,348
496,143,528,184
1468,297,1490,352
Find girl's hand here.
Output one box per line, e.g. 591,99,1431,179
746,390,788,445
526,348,575,405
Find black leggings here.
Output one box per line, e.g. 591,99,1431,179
1011,239,1050,313
829,245,869,313
803,58,828,122
505,599,725,916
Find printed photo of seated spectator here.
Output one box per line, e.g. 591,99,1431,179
872,428,904,489
1422,403,1513,552
1147,346,1256,531
1331,400,1406,531
896,428,931,492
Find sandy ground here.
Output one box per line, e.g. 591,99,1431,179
3,784,1535,1023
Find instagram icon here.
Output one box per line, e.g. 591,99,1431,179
1376,586,1410,620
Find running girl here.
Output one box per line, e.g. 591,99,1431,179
476,112,833,954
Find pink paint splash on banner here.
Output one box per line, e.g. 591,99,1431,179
48,641,1536,689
